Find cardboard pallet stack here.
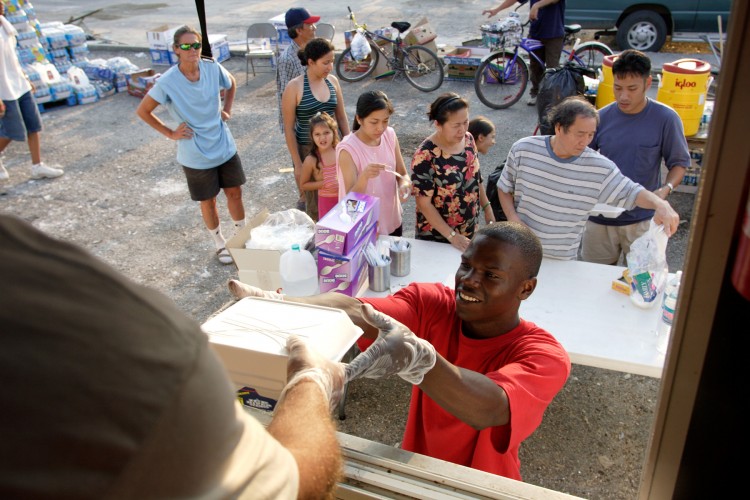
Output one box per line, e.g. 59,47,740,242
3,0,101,108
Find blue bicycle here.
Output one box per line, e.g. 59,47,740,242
474,20,613,109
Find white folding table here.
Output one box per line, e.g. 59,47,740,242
361,238,666,378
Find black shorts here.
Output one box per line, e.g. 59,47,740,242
182,153,245,201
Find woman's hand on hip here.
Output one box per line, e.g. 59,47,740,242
171,122,194,141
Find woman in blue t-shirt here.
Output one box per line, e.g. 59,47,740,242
136,25,245,265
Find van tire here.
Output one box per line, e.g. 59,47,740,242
616,10,668,52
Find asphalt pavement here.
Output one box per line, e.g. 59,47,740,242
22,0,707,275
31,0,714,71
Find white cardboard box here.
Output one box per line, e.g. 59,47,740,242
269,13,291,49
146,24,180,50
226,209,285,292
202,298,362,410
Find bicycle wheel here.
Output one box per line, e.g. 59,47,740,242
335,44,379,82
474,50,529,110
568,42,613,73
402,45,444,92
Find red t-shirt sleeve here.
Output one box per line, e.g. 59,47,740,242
484,321,571,451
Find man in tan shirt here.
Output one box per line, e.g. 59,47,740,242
0,214,344,498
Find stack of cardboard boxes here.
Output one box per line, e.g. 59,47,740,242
146,25,231,66
315,193,380,297
269,13,292,51
146,25,180,66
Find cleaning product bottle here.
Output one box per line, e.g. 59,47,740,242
656,270,682,354
279,244,318,297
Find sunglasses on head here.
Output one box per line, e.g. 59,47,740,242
178,42,202,51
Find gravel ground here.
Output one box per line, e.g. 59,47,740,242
0,46,697,499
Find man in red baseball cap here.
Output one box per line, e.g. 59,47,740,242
285,7,321,28
277,7,321,213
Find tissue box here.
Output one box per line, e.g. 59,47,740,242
315,192,380,255
318,260,369,297
202,298,363,411
317,224,377,281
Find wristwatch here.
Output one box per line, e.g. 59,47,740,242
665,182,675,194
447,230,456,241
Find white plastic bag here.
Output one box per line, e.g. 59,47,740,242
66,66,91,90
627,221,669,308
350,30,371,61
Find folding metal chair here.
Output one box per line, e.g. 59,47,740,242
316,22,335,44
245,22,278,82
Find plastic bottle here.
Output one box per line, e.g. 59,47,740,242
279,244,318,297
656,270,682,354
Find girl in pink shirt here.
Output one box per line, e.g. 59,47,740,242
300,112,340,220
336,91,410,236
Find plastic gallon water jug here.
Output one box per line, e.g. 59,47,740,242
280,244,319,297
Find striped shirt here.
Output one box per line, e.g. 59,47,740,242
498,135,644,260
294,74,338,145
318,153,339,198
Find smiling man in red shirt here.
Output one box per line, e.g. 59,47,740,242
229,222,571,481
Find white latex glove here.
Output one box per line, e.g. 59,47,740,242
344,304,437,385
227,279,284,301
277,335,346,415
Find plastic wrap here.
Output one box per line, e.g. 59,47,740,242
245,209,315,251
627,222,669,308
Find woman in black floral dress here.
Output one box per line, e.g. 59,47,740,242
411,93,495,251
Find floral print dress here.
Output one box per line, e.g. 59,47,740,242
411,132,483,242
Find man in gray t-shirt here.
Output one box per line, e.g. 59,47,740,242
581,49,690,265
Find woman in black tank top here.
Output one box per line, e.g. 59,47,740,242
281,38,350,221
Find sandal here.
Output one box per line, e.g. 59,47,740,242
216,247,233,265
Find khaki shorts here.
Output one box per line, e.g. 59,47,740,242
581,220,651,265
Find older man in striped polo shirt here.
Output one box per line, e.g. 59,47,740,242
497,96,679,260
